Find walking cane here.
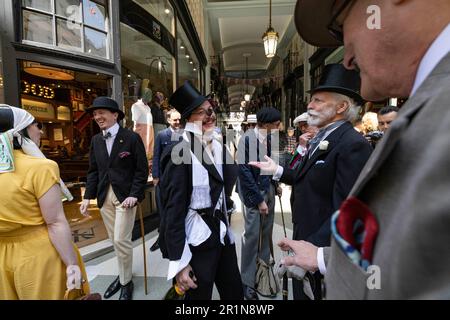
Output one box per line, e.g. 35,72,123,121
137,204,148,295
278,194,289,301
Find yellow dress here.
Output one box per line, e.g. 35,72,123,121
0,150,89,300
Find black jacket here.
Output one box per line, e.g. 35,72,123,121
84,126,149,208
158,133,237,261
280,122,372,247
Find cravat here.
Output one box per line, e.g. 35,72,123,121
306,129,327,158
102,131,112,140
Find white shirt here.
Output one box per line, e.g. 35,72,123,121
131,99,153,125
102,123,119,156
411,23,450,96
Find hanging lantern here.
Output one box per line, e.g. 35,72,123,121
262,0,279,58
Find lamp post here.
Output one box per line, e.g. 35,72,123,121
262,0,279,58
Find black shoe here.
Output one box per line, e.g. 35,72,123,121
119,281,134,300
150,239,160,252
104,276,121,299
243,285,259,300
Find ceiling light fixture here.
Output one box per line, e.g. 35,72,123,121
180,45,185,49
262,0,279,58
164,8,170,14
243,53,251,102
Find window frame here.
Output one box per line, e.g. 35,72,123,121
20,0,112,61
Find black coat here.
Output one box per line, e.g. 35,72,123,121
84,126,149,208
158,133,237,261
280,122,372,247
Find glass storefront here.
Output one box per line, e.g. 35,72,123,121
120,22,175,127
21,0,111,59
0,36,4,104
132,0,175,36
19,60,112,248
177,20,200,88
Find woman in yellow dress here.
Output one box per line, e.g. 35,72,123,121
0,105,89,299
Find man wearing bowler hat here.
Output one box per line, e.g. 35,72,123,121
158,81,243,300
251,64,372,299
80,96,148,300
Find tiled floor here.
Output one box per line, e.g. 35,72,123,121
85,185,294,300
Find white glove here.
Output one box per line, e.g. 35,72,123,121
275,259,307,280
66,265,82,290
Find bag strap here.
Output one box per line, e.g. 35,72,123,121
257,214,275,260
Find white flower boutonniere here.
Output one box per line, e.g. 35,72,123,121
318,140,329,151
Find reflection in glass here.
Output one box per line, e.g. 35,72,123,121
22,0,52,12
55,0,82,22
84,27,107,58
177,20,199,88
23,10,53,44
132,0,174,35
57,18,82,50
83,0,106,31
0,36,4,103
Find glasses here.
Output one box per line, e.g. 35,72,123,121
327,0,354,42
191,107,215,117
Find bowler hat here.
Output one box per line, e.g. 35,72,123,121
294,0,343,48
169,81,208,119
311,64,363,105
86,96,125,120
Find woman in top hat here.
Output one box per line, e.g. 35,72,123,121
158,81,243,300
0,105,88,299
80,96,148,300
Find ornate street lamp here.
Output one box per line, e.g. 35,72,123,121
262,0,279,58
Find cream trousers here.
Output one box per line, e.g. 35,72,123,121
100,186,136,285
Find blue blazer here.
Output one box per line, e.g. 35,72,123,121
152,127,182,179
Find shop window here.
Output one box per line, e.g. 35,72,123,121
0,37,4,103
177,20,199,89
120,23,174,128
132,0,174,36
21,0,111,59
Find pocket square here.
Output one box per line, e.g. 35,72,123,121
331,197,379,270
315,160,325,165
118,151,131,159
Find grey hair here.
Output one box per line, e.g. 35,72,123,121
331,92,361,122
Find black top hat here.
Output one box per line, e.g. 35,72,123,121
169,81,207,119
86,96,125,120
311,64,363,105
0,105,14,133
294,0,342,48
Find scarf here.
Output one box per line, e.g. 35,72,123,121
0,105,73,201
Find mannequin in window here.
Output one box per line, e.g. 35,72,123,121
151,91,168,139
131,87,154,172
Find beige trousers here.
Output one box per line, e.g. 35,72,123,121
100,186,136,285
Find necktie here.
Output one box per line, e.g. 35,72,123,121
306,129,327,158
102,131,112,140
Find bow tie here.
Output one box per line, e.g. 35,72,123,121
102,132,112,140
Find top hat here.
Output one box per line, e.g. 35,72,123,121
169,81,208,119
0,105,14,133
311,64,363,105
294,0,343,48
86,96,125,120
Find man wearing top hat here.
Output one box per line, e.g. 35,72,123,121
251,64,372,299
157,81,243,300
80,96,148,300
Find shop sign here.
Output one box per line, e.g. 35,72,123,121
22,81,55,99
57,105,71,121
22,98,55,120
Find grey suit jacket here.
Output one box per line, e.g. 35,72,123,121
325,52,450,299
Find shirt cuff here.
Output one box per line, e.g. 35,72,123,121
167,242,192,280
317,247,327,275
273,165,284,181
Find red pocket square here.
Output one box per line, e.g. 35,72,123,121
337,197,379,264
119,151,131,158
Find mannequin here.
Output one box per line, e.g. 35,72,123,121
131,87,154,168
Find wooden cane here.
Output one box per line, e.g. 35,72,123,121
278,194,289,301
138,204,148,295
